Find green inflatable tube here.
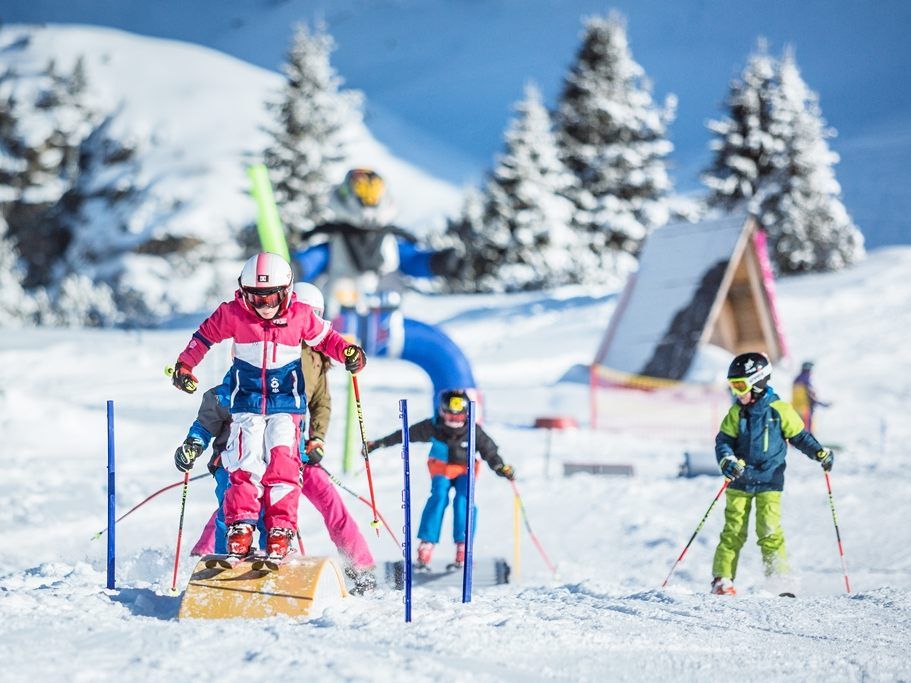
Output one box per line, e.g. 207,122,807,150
247,163,290,261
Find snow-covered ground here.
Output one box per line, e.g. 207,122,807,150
2,248,910,681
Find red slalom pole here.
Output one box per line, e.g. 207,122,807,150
169,471,191,593
662,479,730,588
91,473,208,540
510,480,557,576
824,471,851,593
349,373,381,536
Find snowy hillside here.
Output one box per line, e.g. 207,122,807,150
0,24,462,230
1,246,909,680
0,23,461,323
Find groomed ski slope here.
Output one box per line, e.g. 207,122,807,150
1,248,909,681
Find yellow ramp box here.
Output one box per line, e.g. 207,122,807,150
179,555,348,620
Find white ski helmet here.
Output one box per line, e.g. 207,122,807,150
238,252,293,317
293,281,325,318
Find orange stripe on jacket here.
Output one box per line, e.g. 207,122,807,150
427,458,481,480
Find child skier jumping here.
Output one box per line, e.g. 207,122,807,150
711,352,834,596
170,252,367,562
176,282,377,592
366,389,516,570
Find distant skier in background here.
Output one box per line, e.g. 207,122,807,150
791,361,830,432
366,389,516,570
293,167,462,319
711,352,834,596
176,282,377,592
169,252,367,564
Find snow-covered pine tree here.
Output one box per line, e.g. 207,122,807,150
554,12,675,281
0,57,96,286
702,42,779,210
0,213,38,326
49,114,141,326
263,22,362,237
757,50,864,272
703,44,863,273
473,82,579,290
444,187,491,291
51,272,118,327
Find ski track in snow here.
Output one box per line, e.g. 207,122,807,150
2,250,911,681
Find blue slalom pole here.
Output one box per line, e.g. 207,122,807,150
462,400,476,603
106,400,116,590
400,399,413,622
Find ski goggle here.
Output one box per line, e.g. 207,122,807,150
346,169,385,207
443,395,468,414
243,286,285,309
727,365,771,397
441,394,469,426
727,377,753,396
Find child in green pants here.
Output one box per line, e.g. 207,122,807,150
711,352,834,596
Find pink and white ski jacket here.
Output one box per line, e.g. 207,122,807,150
177,290,350,415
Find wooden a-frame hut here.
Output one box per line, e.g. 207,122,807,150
592,212,788,387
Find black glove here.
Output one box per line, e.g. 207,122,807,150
719,456,746,481
429,248,463,278
305,438,325,465
206,452,222,476
171,361,199,394
174,437,203,472
494,463,516,481
344,345,367,374
365,440,379,454
815,448,834,472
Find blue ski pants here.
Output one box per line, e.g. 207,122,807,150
417,473,477,544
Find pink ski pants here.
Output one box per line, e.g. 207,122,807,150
221,412,300,530
192,466,374,571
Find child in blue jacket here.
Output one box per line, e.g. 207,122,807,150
711,352,834,596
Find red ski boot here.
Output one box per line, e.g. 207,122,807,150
265,528,295,560
711,577,736,596
224,523,254,563
415,541,434,570
448,542,466,570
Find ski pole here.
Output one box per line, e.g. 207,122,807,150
824,471,851,593
91,473,209,540
169,471,192,594
318,464,401,547
510,480,557,576
346,369,381,536
662,479,730,588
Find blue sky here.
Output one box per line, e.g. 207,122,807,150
5,0,909,246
